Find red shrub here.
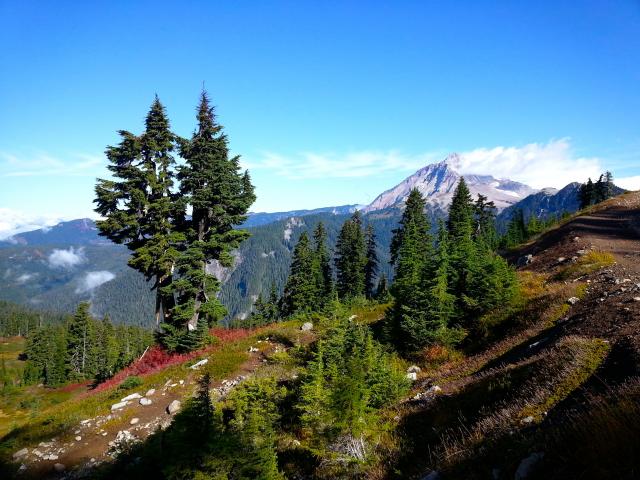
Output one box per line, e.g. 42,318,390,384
91,327,256,394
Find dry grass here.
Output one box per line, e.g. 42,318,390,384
555,250,616,280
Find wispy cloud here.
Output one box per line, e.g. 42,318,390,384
0,208,67,240
615,176,640,191
245,139,604,189
48,247,86,269
0,151,103,178
76,270,115,293
244,150,444,179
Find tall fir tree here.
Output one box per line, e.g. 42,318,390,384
312,222,333,302
66,302,97,381
281,232,319,316
335,211,366,299
94,96,180,327
364,224,379,299
165,91,255,350
385,189,432,347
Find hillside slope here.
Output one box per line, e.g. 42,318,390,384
387,191,640,479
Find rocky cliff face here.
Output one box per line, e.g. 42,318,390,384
363,153,537,213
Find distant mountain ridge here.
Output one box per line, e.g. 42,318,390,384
363,153,537,213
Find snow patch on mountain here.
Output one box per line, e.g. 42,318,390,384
363,153,537,213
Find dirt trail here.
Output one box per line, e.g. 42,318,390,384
20,343,278,479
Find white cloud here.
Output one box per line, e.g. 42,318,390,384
16,273,35,284
245,150,442,180
48,247,86,269
0,208,67,240
247,139,604,189
0,151,103,178
76,270,115,293
615,176,640,191
454,139,602,189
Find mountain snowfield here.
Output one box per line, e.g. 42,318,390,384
363,153,537,213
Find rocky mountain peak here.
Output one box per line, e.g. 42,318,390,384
363,154,537,213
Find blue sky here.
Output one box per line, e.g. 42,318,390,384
1,1,639,236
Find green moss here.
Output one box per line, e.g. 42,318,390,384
520,338,609,421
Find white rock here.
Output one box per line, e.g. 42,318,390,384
33,449,43,458
406,372,418,381
13,448,28,459
145,388,156,396
111,401,129,411
80,419,91,425
190,359,209,370
301,322,313,331
75,435,82,441
566,297,580,305
139,397,152,406
249,346,259,352
421,471,440,480
130,418,140,425
120,393,142,402
633,297,640,302
44,454,59,461
428,385,442,394
179,380,184,385
521,416,535,424
167,400,181,415
18,464,27,472
407,365,421,373
53,463,65,472
515,452,544,480
348,314,357,321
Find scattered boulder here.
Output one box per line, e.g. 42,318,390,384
75,435,82,441
406,372,418,381
576,249,587,256
557,257,566,263
566,297,580,305
348,314,357,321
407,365,421,373
515,452,544,480
167,400,181,415
421,471,440,480
53,463,65,472
633,297,640,302
521,416,534,424
301,322,313,331
517,254,533,267
145,388,156,396
190,359,208,370
13,448,28,460
121,393,142,402
33,449,44,458
427,385,442,394
130,417,140,425
249,346,259,353
44,454,59,461
111,401,129,411
140,397,152,406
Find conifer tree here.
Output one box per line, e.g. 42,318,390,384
474,194,498,248
95,96,180,326
312,222,333,301
335,211,367,299
281,232,319,315
375,274,390,301
66,302,97,380
364,224,379,299
579,177,595,208
167,91,255,350
386,189,432,346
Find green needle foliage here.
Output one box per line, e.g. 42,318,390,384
335,211,367,299
95,96,181,327
96,92,254,351
162,91,255,351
